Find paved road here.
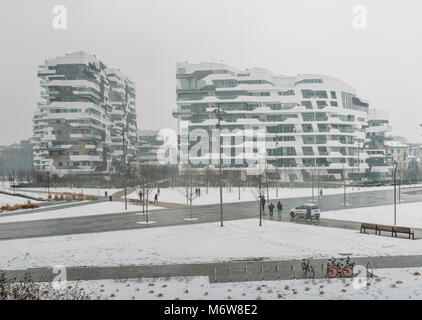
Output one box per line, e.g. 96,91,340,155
0,187,422,240
3,255,422,283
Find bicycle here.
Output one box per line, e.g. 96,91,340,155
301,259,315,279
326,256,355,278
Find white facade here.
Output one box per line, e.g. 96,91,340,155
174,62,370,182
32,51,137,176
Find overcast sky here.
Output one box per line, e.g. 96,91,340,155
0,0,421,145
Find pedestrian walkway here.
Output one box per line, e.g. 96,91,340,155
3,255,422,284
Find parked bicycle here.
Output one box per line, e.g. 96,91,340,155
301,258,315,279
326,256,355,278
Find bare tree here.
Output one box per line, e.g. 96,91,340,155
177,169,199,220
136,165,158,223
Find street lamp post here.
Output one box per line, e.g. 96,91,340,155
343,161,346,207
216,105,223,227
275,139,279,198
357,142,361,191
122,125,128,210
393,161,398,225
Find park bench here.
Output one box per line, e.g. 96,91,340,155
392,226,415,240
375,224,394,236
360,223,415,240
360,223,377,234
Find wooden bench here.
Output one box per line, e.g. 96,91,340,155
360,223,377,234
360,223,415,240
392,226,415,240
375,224,394,236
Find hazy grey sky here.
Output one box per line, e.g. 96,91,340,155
1,0,421,145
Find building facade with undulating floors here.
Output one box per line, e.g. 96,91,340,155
32,51,137,176
173,62,370,182
364,108,394,180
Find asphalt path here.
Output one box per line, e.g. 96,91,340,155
0,187,422,240
3,255,422,283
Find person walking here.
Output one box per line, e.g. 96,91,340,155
260,195,266,214
154,193,158,205
268,202,274,219
319,188,323,198
277,201,283,220
157,188,160,196
305,206,312,222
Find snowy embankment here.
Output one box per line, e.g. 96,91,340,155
324,202,422,229
0,193,41,207
128,185,402,206
0,219,421,270
0,201,159,224
67,267,422,300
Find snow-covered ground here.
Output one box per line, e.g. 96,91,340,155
324,202,422,229
128,185,402,205
66,267,422,300
0,201,159,224
1,219,421,270
0,193,41,206
0,186,121,198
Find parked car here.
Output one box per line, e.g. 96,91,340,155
290,203,320,220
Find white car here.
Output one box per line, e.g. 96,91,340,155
289,203,320,220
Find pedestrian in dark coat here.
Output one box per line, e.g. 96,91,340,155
269,202,275,219
277,201,283,220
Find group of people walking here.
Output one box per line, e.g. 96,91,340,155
195,187,201,197
259,195,283,220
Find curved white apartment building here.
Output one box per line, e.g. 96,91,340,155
174,62,369,182
33,51,137,176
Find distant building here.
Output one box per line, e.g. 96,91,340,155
385,140,410,176
364,109,393,180
32,51,137,176
0,140,33,180
137,129,165,165
173,61,369,182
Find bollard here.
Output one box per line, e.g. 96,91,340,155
275,264,280,280
261,265,264,281
109,195,112,201
229,266,232,282
214,267,217,283
244,267,248,281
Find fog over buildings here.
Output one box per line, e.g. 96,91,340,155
1,0,422,146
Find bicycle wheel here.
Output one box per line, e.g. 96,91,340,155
290,264,296,279
327,267,338,278
301,260,307,275
342,266,354,278
308,265,315,279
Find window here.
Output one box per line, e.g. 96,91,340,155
330,91,337,99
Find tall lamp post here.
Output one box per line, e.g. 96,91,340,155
214,105,223,227
122,125,128,210
393,161,398,225
275,139,279,198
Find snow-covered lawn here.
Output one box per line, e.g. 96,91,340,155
1,187,121,198
0,201,158,224
67,267,422,300
324,202,422,229
129,185,400,206
0,193,41,207
1,219,421,270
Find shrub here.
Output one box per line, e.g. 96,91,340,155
60,194,64,201
54,195,60,201
65,195,73,201
37,197,44,201
76,193,85,201
47,194,52,200
0,272,90,300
